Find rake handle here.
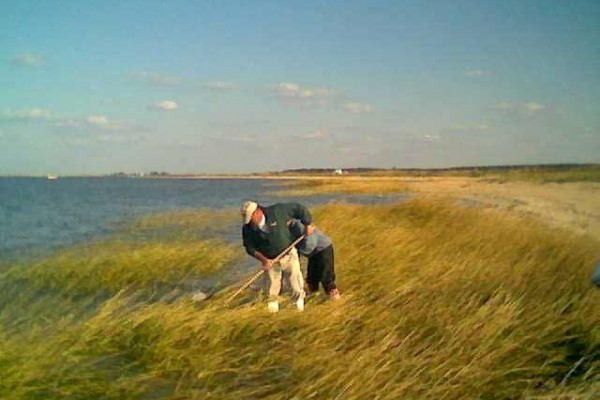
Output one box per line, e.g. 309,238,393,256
224,234,306,305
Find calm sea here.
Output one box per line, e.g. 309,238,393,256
0,177,283,261
0,177,403,262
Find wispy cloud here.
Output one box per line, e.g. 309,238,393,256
56,115,123,131
1,107,130,134
129,71,182,86
522,102,546,114
275,83,332,98
464,69,491,78
11,53,44,66
208,134,258,145
422,134,441,142
446,123,495,132
151,100,179,111
203,81,239,90
491,101,547,116
273,82,333,107
295,130,331,140
86,115,123,130
343,102,374,114
230,135,256,143
0,108,53,120
87,115,110,126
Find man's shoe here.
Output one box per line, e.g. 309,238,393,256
329,288,341,301
296,297,305,311
267,301,279,313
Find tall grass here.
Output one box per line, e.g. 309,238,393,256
1,202,598,399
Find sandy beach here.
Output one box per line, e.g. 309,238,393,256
402,177,600,241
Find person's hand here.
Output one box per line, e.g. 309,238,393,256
262,259,273,272
305,224,315,236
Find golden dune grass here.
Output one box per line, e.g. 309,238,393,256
1,201,598,399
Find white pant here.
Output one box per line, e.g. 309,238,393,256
268,247,305,301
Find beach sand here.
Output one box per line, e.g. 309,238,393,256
403,177,600,241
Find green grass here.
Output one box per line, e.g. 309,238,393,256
1,203,598,399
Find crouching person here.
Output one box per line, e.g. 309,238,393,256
241,200,311,312
288,219,341,300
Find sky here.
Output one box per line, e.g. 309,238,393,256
1,0,599,175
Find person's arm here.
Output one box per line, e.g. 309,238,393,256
288,219,311,256
253,250,274,272
242,226,273,271
286,203,315,235
287,219,304,239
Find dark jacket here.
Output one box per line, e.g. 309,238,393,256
242,202,312,259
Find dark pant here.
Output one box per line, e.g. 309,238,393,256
306,245,336,294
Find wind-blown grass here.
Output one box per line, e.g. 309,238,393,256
1,202,598,399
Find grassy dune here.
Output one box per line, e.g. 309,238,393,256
1,201,598,399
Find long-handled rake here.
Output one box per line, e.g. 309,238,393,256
224,235,305,306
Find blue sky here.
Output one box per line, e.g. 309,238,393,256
1,0,599,174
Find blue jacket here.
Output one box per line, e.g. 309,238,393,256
288,219,332,257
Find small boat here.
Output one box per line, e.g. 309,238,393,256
47,175,58,180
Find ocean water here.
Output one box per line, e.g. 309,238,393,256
0,177,405,262
0,177,280,261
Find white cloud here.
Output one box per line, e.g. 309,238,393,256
491,101,547,116
492,102,514,111
96,134,129,143
203,81,239,90
0,107,127,133
273,83,333,107
296,130,330,140
54,119,83,128
87,115,110,126
129,71,182,86
447,123,495,132
152,100,179,111
343,102,374,114
0,108,53,120
422,134,441,142
464,69,491,78
12,53,44,66
85,115,123,131
522,102,545,114
231,135,255,143
56,115,122,131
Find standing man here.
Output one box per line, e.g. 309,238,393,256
288,219,341,300
241,200,314,312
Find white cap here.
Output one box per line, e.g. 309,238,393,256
241,200,258,224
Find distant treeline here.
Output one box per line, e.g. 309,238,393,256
275,163,600,182
108,171,171,177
